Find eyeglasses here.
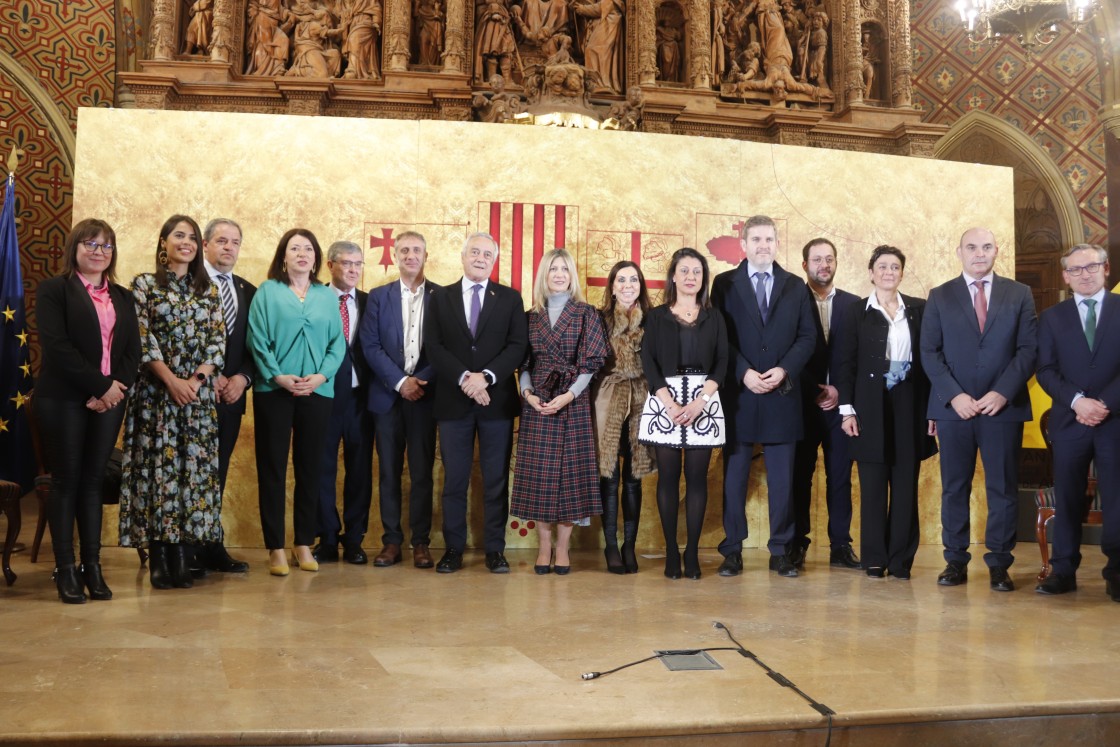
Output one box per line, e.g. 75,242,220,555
80,240,114,255
335,261,364,269
1066,262,1104,277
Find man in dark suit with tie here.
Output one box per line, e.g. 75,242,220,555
314,241,375,564
424,232,528,573
360,230,439,569
1035,243,1120,601
920,227,1037,592
712,215,816,578
790,238,861,570
200,218,254,573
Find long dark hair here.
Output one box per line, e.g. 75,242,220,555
663,247,711,309
267,228,324,284
600,260,650,331
63,218,118,285
155,214,211,297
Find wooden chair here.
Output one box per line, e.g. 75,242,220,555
1034,409,1104,582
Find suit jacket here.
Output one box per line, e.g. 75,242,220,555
1036,292,1120,440
360,279,438,415
800,283,859,409
35,274,141,402
215,273,257,415
424,278,528,420
836,293,937,463
920,274,1037,422
711,260,816,443
332,288,370,397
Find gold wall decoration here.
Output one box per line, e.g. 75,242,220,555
74,107,1013,551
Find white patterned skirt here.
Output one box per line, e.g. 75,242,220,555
638,373,726,449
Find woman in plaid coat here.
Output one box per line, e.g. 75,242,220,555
511,249,609,575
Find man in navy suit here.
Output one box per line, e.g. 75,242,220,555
314,241,375,564
360,231,439,569
1035,243,1120,601
424,232,528,574
921,227,1037,592
790,238,861,570
712,215,816,578
200,218,254,573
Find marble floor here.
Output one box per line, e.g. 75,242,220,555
5,518,1120,746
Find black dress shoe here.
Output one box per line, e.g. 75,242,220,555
937,562,968,586
485,551,510,573
830,544,862,569
717,551,743,577
865,566,885,578
664,551,682,580
889,568,911,580
769,554,798,577
312,543,340,563
206,542,250,573
148,541,173,590
534,563,552,575
1106,576,1120,603
435,549,463,573
989,566,1014,592
343,545,368,565
80,563,113,601
788,543,807,569
554,564,571,576
1035,573,1076,595
55,565,87,604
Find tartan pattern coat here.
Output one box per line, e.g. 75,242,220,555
511,300,609,522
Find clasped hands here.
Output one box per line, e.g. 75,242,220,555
85,380,128,413
274,373,327,397
461,371,491,406
525,389,574,415
950,391,1008,419
1073,396,1110,427
744,367,786,395
658,387,705,427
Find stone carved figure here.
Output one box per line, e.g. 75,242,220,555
804,9,828,88
861,26,878,99
245,0,292,75
571,0,624,94
341,0,382,78
655,7,683,84
753,0,815,99
732,40,763,92
546,33,574,64
712,0,729,82
210,21,234,63
779,0,806,77
413,0,445,65
475,0,518,82
606,84,644,131
286,0,343,77
471,73,525,121
512,0,570,55
183,0,214,55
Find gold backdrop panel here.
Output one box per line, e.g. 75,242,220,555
73,108,1014,552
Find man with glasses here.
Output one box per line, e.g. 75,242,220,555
1035,244,1120,601
199,218,254,574
314,241,375,564
921,227,1037,592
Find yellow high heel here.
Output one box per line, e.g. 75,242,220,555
291,547,319,573
268,550,290,577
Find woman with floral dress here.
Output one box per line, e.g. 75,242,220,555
119,214,225,590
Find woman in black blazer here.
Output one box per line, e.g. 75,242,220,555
837,245,936,580
639,248,728,580
35,219,141,603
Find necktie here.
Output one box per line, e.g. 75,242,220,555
218,274,236,335
754,272,769,324
339,293,351,342
469,284,482,336
1084,298,1097,349
973,279,987,333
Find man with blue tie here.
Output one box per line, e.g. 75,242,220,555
314,241,375,564
712,215,816,578
921,227,1037,592
360,231,439,569
1035,244,1120,601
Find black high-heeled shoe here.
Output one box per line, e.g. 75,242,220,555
81,562,113,601
168,544,194,589
55,565,87,604
684,549,701,580
604,545,625,575
866,566,885,578
621,541,639,574
148,541,173,590
664,550,682,580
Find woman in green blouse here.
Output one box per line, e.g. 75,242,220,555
248,228,345,576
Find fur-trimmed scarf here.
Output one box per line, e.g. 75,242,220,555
593,305,656,479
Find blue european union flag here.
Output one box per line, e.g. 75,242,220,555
0,171,34,492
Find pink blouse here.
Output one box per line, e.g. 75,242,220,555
79,274,116,376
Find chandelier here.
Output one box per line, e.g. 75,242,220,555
954,0,1099,54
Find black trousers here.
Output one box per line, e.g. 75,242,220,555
214,400,246,537
1049,422,1120,578
438,413,512,553
792,405,853,549
253,390,332,549
316,384,374,547
36,397,126,567
376,396,437,547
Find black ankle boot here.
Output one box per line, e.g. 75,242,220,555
148,541,173,590
664,548,682,580
684,547,701,580
168,544,194,588
55,565,87,604
80,562,113,600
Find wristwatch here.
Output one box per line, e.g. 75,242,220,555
195,372,207,382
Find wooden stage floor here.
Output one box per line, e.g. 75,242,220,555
4,527,1120,746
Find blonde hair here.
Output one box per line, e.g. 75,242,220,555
531,248,584,312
